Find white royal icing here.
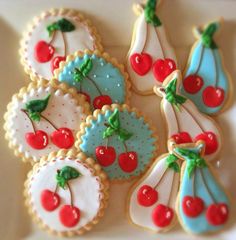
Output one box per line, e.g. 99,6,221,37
7,86,86,162
127,9,177,93
154,71,222,162
24,14,95,80
28,158,101,232
128,155,179,232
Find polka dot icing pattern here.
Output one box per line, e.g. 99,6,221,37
78,106,157,180
57,53,127,109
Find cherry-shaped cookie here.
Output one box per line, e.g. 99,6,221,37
128,152,180,232
181,20,232,115
20,8,103,80
55,51,131,111
77,104,158,181
4,79,90,163
24,151,109,236
154,70,222,162
170,139,231,235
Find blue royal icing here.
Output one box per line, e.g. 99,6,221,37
181,41,229,115
79,108,156,180
174,146,229,234
58,54,126,108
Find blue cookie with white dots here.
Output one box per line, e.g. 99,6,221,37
76,104,159,181
54,50,131,110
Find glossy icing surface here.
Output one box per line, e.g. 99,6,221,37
29,158,101,232
79,108,156,180
58,54,126,108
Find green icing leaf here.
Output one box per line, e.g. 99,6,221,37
166,154,180,172
201,22,219,49
144,0,162,27
80,58,93,77
47,18,75,36
118,128,133,142
73,68,84,82
56,166,81,189
25,94,51,121
108,109,120,130
165,79,187,109
103,126,115,139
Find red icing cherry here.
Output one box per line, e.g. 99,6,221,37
137,185,158,207
194,131,218,155
51,56,66,73
202,86,225,108
93,95,112,109
118,151,138,173
182,196,205,218
95,146,116,167
183,75,204,94
78,91,91,104
152,204,174,228
153,58,176,83
171,132,193,144
34,40,55,63
59,205,80,227
25,130,49,149
206,203,228,226
40,189,60,211
51,128,74,149
130,53,152,76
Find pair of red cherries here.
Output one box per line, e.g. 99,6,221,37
95,146,138,173
25,127,74,150
41,189,80,228
130,52,176,82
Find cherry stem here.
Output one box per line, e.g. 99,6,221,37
67,182,74,207
171,102,181,132
210,49,219,87
123,141,128,153
167,171,176,207
105,137,109,149
61,31,67,57
199,168,216,203
192,169,196,197
194,44,205,75
154,27,165,59
20,109,36,133
40,114,58,130
54,184,58,194
85,76,103,96
49,30,57,45
154,167,168,189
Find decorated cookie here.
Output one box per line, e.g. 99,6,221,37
54,50,131,110
126,0,177,95
127,144,180,232
154,70,222,162
4,79,90,163
180,19,232,115
20,8,103,80
169,139,230,235
76,104,158,181
24,150,109,236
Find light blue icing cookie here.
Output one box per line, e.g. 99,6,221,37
174,145,230,234
79,107,157,180
58,53,126,109
180,22,230,115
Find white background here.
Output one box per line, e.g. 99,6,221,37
0,0,236,239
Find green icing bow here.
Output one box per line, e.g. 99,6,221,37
56,166,81,189
176,148,207,178
24,94,51,122
73,58,93,82
144,0,162,27
166,154,180,173
103,109,133,142
201,22,219,49
47,18,75,36
165,78,187,111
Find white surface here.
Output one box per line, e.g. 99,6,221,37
0,0,236,239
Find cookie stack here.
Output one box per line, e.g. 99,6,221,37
3,0,233,237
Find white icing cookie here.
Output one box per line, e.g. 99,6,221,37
154,70,222,162
127,151,180,232
126,0,177,95
24,151,109,236
20,8,103,80
4,79,90,163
